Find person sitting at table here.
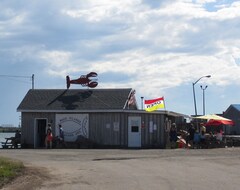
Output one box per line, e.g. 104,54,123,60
209,131,214,140
216,130,223,142
193,131,201,148
200,130,206,148
12,130,21,148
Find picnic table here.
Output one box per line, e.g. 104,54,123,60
202,135,240,148
1,137,21,149
223,135,240,147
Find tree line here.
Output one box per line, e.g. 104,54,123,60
0,127,20,133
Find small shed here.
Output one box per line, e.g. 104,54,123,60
17,88,184,148
224,104,240,135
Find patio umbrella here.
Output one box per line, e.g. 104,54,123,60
193,114,232,121
205,119,234,126
194,114,234,128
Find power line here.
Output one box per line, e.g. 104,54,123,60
0,74,35,89
0,75,31,78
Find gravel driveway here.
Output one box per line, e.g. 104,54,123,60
1,148,240,190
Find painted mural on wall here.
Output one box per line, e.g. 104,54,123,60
55,114,89,142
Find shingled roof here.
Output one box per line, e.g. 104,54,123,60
17,88,136,112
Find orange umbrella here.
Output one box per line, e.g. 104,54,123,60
205,119,234,126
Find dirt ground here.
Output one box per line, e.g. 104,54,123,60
1,148,240,190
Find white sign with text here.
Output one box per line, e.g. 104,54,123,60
56,114,89,142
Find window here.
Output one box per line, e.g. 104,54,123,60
131,126,139,132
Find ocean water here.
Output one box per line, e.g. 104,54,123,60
0,132,15,148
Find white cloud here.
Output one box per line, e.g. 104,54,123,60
195,0,216,4
61,0,144,23
31,0,240,91
213,2,240,20
39,50,73,76
1,0,240,125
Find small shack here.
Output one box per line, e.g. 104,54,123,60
17,88,185,148
224,104,240,135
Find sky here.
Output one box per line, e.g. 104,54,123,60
1,0,240,127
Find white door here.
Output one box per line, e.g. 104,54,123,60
128,116,141,147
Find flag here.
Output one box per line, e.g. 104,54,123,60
128,90,136,106
145,97,165,112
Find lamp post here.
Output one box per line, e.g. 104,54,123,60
141,97,144,110
200,85,208,115
192,75,211,116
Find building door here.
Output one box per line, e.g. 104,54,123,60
128,116,141,147
34,119,47,148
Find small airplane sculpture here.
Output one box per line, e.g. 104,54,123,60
66,72,98,89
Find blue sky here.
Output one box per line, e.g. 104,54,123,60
1,0,240,127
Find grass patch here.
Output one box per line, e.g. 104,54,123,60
0,157,24,188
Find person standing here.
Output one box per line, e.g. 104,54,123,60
169,123,178,149
186,124,195,148
59,124,64,142
200,123,206,134
45,128,53,148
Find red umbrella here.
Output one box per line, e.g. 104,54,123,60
205,119,234,126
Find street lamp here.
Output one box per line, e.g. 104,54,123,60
200,85,208,115
192,75,211,116
141,97,144,110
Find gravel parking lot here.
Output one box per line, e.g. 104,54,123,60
1,148,240,190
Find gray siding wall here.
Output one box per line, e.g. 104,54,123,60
138,113,166,148
89,113,125,146
21,111,168,148
89,112,167,148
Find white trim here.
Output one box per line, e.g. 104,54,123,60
18,109,187,117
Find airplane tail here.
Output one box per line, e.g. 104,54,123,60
66,76,70,89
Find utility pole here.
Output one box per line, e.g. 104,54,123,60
32,74,34,89
141,97,144,110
